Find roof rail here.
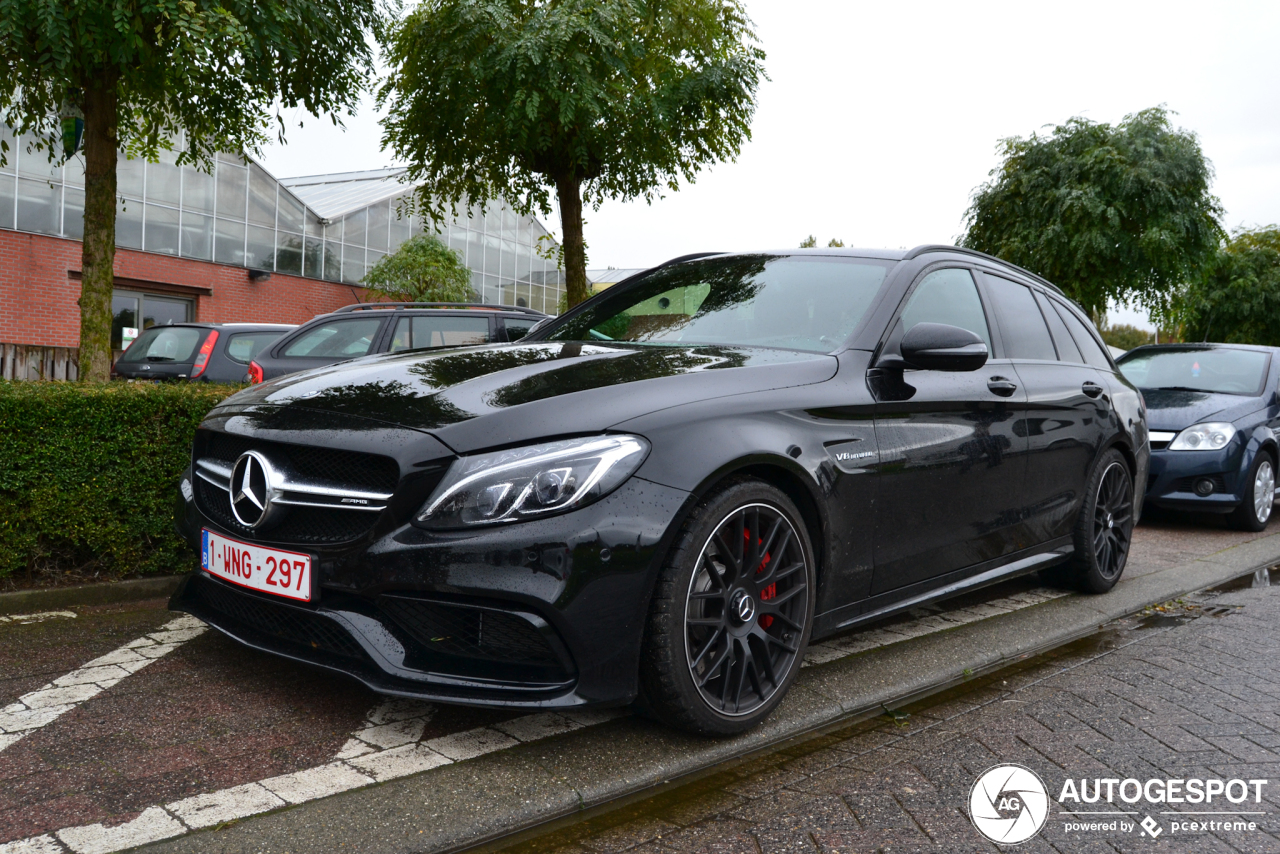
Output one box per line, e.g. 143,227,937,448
903,245,1065,296
333,301,547,317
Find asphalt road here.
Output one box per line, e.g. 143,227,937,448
1,510,1278,854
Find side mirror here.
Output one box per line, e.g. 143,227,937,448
900,322,988,372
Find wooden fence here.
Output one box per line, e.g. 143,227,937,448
1,343,80,381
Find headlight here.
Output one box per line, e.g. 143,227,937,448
417,435,650,528
1169,422,1237,451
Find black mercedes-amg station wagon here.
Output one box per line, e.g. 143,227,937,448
172,246,1148,734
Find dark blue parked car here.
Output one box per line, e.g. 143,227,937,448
1117,343,1278,530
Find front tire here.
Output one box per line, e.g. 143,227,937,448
1048,449,1135,594
1229,451,1275,532
638,479,815,736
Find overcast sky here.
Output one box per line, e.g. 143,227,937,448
258,0,1280,330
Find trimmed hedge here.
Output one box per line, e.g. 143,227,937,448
0,381,240,582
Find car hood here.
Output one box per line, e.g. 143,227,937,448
1141,388,1264,432
211,342,838,453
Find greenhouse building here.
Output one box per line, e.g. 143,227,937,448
0,129,565,375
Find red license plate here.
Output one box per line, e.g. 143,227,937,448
201,529,313,602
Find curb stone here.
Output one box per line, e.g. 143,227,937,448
0,575,184,615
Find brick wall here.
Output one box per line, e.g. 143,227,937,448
0,229,368,348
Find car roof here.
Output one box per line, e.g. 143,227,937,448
134,322,295,329
1120,343,1280,358
668,245,1066,296
315,302,547,321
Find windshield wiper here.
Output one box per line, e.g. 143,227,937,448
1150,386,1205,392
146,356,176,362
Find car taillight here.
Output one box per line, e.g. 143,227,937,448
247,360,264,384
190,330,219,379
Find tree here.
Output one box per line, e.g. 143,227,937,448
961,107,1224,322
362,234,474,303
1175,227,1280,345
827,238,844,248
0,1,382,380
378,0,766,310
1098,322,1153,352
799,235,817,248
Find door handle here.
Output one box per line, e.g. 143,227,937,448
1082,381,1104,398
987,376,1018,397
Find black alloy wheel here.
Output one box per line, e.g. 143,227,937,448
639,480,815,735
1048,448,1134,594
1091,459,1134,583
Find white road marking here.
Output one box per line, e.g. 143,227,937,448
56,809,184,854
0,835,63,854
0,616,206,754
0,612,76,626
165,783,284,830
2,588,1064,852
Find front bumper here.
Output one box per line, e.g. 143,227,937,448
1143,446,1245,513
173,474,692,708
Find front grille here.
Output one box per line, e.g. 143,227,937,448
379,596,562,667
193,575,366,660
1174,474,1229,494
194,430,401,545
196,477,377,544
202,432,399,493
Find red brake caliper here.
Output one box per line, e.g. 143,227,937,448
746,530,775,628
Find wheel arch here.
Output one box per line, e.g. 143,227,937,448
680,457,830,594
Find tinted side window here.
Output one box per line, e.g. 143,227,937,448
1051,300,1113,370
984,275,1056,361
389,315,491,352
900,268,991,350
503,318,538,342
1033,292,1083,363
283,318,383,358
226,332,285,364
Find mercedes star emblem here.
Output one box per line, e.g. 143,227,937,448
229,451,281,529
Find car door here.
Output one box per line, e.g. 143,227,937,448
980,273,1111,547
869,267,1031,595
264,316,389,379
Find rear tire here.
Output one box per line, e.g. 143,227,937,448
1045,449,1134,594
1229,451,1275,532
637,479,815,736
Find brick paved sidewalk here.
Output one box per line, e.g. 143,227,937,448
509,576,1280,854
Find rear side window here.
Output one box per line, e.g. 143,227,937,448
118,327,203,363
283,318,383,358
389,315,491,352
1050,300,1113,370
1034,292,1083,363
899,268,992,350
503,318,538,342
225,332,286,364
984,275,1056,361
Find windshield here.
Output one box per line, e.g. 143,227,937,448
1118,347,1271,396
543,255,893,352
118,326,204,363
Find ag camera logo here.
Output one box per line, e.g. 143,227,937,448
969,764,1050,844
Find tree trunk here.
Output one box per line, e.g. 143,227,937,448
554,173,590,310
77,75,120,382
